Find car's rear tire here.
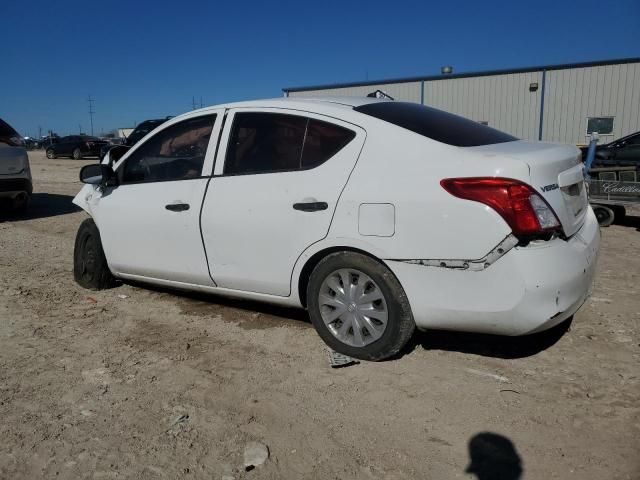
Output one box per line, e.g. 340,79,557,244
73,218,117,290
593,204,615,227
72,148,82,160
46,148,56,159
610,205,626,223
307,251,415,361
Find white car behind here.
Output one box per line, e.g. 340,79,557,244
72,98,599,360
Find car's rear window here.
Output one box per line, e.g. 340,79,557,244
354,102,517,147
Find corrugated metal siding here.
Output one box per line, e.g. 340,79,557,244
543,63,640,144
288,81,422,103
423,72,542,140
285,61,639,145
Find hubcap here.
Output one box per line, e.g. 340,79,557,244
318,268,388,347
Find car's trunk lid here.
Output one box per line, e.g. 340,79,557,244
468,140,588,237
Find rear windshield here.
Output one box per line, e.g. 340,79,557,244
354,102,517,147
0,118,19,137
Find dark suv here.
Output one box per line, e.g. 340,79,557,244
100,117,171,160
46,135,108,159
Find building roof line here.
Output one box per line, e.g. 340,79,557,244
282,57,640,93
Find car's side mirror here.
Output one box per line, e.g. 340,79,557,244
79,164,117,187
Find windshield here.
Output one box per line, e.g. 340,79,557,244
354,102,517,147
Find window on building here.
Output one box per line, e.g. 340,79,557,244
224,113,355,175
587,117,614,135
120,115,215,184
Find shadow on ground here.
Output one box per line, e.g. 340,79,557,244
465,432,523,480
124,280,311,330
614,213,640,230
413,318,572,359
0,193,80,222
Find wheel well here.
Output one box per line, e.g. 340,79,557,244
297,246,381,308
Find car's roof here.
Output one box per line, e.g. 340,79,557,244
184,96,387,116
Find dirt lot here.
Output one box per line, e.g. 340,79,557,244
0,150,638,479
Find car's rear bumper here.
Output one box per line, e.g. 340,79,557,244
0,177,33,197
386,207,600,336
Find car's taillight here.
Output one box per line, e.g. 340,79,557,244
440,177,562,238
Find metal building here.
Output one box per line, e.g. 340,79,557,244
283,58,640,146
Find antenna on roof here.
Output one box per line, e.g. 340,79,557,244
366,89,394,100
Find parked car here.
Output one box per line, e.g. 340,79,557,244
46,135,108,159
0,118,32,212
581,131,640,167
100,118,171,160
125,118,172,146
72,98,600,361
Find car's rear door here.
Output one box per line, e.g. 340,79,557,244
88,111,224,284
56,136,73,155
200,108,365,296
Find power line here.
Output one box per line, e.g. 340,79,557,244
87,95,95,136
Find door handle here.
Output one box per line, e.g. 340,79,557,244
293,201,328,212
165,203,190,212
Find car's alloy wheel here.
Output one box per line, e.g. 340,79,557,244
46,149,55,159
318,268,388,347
72,148,82,160
307,251,415,361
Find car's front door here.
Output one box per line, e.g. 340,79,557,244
200,108,365,296
88,111,224,285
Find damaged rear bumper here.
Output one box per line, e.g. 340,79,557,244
385,207,600,336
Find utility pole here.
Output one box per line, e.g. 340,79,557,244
200,96,203,108
79,124,83,134
87,95,95,136
38,126,42,139
191,96,197,110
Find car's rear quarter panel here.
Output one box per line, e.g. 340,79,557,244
328,120,528,261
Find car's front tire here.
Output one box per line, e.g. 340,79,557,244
72,148,83,160
73,218,117,290
307,251,415,361
46,149,56,159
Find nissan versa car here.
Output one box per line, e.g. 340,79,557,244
72,98,600,360
0,117,32,212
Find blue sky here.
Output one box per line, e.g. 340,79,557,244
1,0,638,137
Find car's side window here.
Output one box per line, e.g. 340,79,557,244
300,119,356,169
625,135,640,146
120,115,215,184
224,113,356,175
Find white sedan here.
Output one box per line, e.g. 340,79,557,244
73,97,599,360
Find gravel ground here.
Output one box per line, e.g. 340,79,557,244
0,151,638,479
